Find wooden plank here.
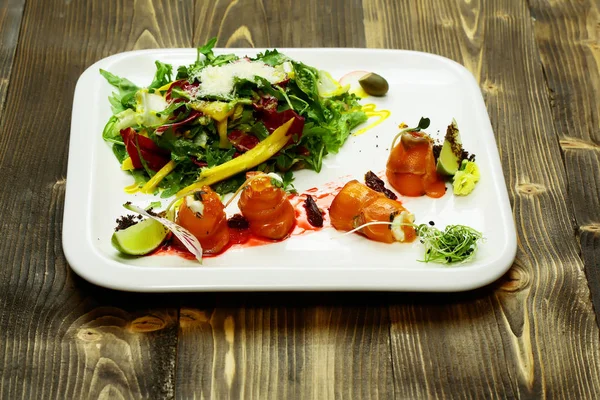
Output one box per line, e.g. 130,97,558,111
527,0,600,319
363,0,600,397
192,0,366,48
0,0,26,114
177,293,393,400
0,0,194,398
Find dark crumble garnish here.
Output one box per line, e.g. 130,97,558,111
446,122,462,158
432,144,442,163
227,214,249,229
146,207,159,217
115,214,139,231
303,195,324,228
364,170,397,200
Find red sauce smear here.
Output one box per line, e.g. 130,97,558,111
153,181,345,259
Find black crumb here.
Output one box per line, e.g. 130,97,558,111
146,207,159,217
115,214,139,231
432,144,442,163
429,221,435,226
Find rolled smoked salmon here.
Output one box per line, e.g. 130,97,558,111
386,131,446,198
177,186,230,254
329,180,416,243
238,175,295,240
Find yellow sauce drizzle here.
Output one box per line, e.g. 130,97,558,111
353,104,391,136
350,87,369,99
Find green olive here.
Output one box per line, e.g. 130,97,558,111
358,72,389,96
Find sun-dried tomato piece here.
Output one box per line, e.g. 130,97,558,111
227,214,250,230
303,195,324,228
364,171,397,200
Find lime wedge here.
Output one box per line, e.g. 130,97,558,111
111,218,168,256
436,119,462,176
436,139,461,175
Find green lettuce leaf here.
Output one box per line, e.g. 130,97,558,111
100,69,139,113
148,61,173,90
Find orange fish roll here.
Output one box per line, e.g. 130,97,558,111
238,176,295,240
386,131,446,198
329,180,416,243
177,186,230,254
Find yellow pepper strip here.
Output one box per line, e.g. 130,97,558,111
124,183,141,194
177,118,295,197
140,160,177,194
217,119,229,148
121,157,135,171
157,81,174,95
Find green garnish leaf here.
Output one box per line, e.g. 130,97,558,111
417,117,430,131
416,224,483,264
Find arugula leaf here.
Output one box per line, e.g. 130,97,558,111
205,144,236,168
254,49,291,66
250,122,269,140
148,61,173,90
211,54,238,66
155,130,204,158
212,173,246,195
158,160,199,198
100,69,139,113
198,37,218,62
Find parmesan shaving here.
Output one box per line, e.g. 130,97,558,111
194,60,286,98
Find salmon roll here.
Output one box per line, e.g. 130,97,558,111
177,186,230,254
238,175,295,240
329,180,416,243
386,131,446,198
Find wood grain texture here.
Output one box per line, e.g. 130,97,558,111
0,0,25,114
193,0,366,49
0,0,193,398
527,0,600,318
2,0,600,398
364,0,600,397
176,293,393,400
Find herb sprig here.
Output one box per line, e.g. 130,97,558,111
416,224,483,264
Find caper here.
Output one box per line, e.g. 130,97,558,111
358,72,389,96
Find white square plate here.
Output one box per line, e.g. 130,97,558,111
63,48,517,292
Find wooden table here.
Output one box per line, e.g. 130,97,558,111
1,0,599,398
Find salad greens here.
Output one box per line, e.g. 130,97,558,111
101,38,367,197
